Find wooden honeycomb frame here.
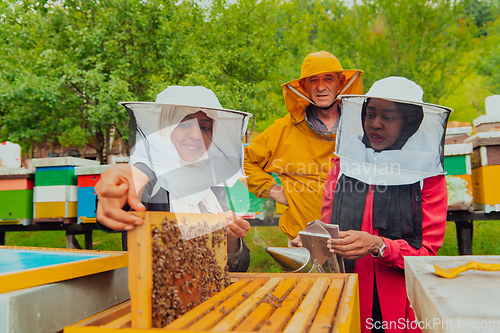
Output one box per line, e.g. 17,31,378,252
127,211,228,329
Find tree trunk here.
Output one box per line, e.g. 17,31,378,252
103,126,110,165
245,117,257,143
95,130,104,163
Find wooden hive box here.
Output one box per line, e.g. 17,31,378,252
444,125,472,145
0,168,34,225
75,165,111,224
464,131,500,212
32,157,100,222
65,273,359,333
443,143,473,211
65,212,360,333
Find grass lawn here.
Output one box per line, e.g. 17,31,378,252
438,221,500,256
4,221,500,272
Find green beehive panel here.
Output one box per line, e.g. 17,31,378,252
0,189,33,219
225,179,264,213
35,169,78,186
444,155,467,176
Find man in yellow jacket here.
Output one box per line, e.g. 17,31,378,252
244,51,363,240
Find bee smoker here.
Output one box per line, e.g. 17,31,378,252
265,247,324,273
265,220,345,274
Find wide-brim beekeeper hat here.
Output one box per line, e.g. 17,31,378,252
335,76,453,186
281,51,364,122
119,86,252,206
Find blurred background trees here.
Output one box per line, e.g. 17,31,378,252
1,0,499,161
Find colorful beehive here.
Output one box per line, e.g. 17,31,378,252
465,131,500,212
0,168,34,225
65,211,360,333
75,165,111,224
465,96,500,212
444,143,473,211
32,157,100,222
444,123,472,145
473,95,500,133
0,246,128,333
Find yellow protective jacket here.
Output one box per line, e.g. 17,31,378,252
244,115,337,239
244,51,363,239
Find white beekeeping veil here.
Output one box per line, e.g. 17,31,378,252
121,86,252,213
336,77,452,185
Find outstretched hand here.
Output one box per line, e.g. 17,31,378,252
327,230,384,260
95,164,147,231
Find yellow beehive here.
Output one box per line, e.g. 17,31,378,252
465,131,500,212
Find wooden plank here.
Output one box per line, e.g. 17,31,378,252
230,272,351,280
475,123,500,133
70,301,131,327
332,275,360,333
471,147,481,169
234,302,275,332
234,277,298,332
34,185,78,203
34,168,78,187
308,278,345,333
0,190,33,219
0,178,33,191
270,276,299,302
486,145,500,166
78,174,102,187
165,277,254,330
472,165,500,205
259,278,314,332
469,136,500,148
65,327,180,332
128,211,153,329
283,277,330,333
133,211,226,227
102,313,132,328
212,277,284,331
187,277,269,331
35,202,66,218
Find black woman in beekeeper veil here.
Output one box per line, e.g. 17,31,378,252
95,86,252,272
321,77,451,332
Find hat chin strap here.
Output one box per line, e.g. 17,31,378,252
286,71,361,109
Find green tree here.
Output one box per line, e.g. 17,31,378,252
0,0,199,161
314,0,478,113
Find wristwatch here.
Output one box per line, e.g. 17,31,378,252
371,241,386,259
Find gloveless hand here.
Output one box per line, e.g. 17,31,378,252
327,230,384,260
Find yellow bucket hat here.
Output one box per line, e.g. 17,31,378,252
282,51,364,122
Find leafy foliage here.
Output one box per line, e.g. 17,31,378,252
1,0,499,157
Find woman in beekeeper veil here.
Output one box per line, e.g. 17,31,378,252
320,77,451,332
95,86,252,272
